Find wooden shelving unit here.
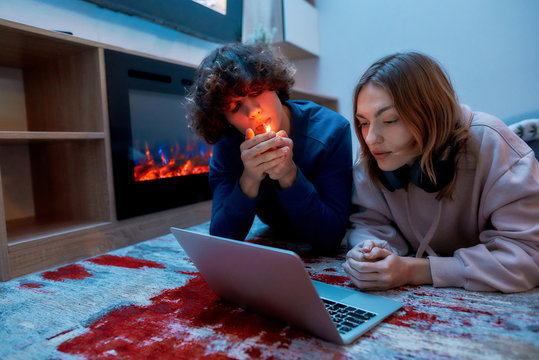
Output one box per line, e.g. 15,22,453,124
0,19,212,281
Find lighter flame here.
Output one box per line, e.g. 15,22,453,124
266,124,271,133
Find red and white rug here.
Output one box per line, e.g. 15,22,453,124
1,221,537,359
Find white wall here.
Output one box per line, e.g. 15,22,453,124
294,0,539,129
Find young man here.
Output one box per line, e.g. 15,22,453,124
186,43,352,254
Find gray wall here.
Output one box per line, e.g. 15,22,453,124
294,0,539,127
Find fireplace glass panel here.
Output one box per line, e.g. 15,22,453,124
129,89,211,182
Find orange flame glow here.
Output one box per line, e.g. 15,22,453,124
134,141,212,181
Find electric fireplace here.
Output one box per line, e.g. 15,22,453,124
105,49,212,220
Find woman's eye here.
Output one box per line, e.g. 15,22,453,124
384,118,399,124
355,117,368,127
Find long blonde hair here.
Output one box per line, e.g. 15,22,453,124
353,52,469,199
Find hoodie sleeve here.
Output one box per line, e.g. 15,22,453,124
429,128,539,293
348,162,411,255
276,121,353,254
208,139,258,241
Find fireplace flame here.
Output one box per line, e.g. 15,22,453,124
134,141,212,181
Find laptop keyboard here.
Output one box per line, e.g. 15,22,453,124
322,298,377,334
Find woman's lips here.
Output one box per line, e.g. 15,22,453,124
372,151,391,160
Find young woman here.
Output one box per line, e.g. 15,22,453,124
186,43,352,254
344,52,539,293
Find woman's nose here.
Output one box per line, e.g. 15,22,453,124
365,125,382,145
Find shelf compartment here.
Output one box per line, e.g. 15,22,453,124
23,49,104,133
0,21,93,69
0,23,103,133
0,139,111,245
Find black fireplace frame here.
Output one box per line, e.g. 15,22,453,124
84,0,243,44
105,49,212,220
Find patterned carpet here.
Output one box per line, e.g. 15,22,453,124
1,220,537,359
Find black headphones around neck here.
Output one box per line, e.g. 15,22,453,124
375,144,457,193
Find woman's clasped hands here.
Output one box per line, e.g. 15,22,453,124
343,240,432,291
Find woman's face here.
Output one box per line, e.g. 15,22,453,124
224,90,289,136
355,82,416,171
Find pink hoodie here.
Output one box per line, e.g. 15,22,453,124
348,106,539,293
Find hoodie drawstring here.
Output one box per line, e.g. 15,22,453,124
405,192,443,258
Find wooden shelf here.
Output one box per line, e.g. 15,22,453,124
0,131,106,141
6,217,110,245
290,88,339,113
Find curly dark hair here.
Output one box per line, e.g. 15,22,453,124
185,43,296,144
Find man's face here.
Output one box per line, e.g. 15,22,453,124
224,90,284,135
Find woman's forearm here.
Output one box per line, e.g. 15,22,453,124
406,257,433,285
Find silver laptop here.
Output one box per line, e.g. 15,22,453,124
171,227,402,344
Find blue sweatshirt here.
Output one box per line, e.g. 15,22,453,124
209,100,353,254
